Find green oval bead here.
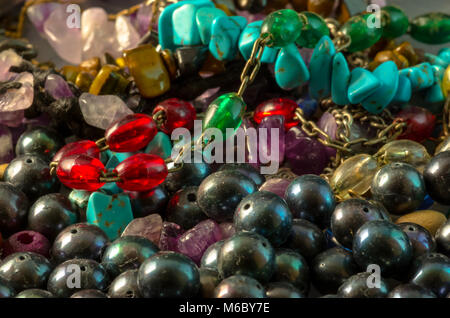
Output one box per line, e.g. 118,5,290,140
261,9,303,48
202,93,246,139
341,13,383,53
296,12,329,48
382,5,409,39
410,13,450,44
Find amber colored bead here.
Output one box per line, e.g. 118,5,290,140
291,0,308,11
393,42,419,66
367,39,394,59
307,0,335,17
337,1,350,24
395,210,446,236
0,163,8,180
443,65,450,98
89,64,130,96
369,50,409,71
199,52,226,77
80,57,101,77
160,49,178,80
75,72,94,92
123,44,171,98
60,65,81,83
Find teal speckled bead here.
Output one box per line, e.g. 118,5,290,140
439,48,450,63
209,16,247,61
87,192,134,240
275,43,309,90
331,52,350,105
173,4,202,46
347,68,380,105
309,35,336,100
425,65,446,103
239,21,279,63
261,9,303,48
196,7,226,45
425,53,449,69
392,74,412,104
361,61,399,114
145,132,172,159
399,62,435,91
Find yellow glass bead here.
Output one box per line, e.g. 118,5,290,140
116,57,126,69
443,65,450,97
89,64,130,95
80,57,101,77
375,140,431,172
60,65,81,83
0,163,8,180
330,154,379,200
436,136,450,154
75,72,94,92
123,44,171,98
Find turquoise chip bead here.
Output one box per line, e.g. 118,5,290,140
274,43,309,90
425,53,449,69
392,74,412,104
173,4,202,46
331,52,350,105
239,21,279,63
399,62,435,91
196,7,226,45
361,61,399,114
308,35,336,100
145,132,172,159
438,48,450,63
87,192,134,240
347,67,380,104
425,64,446,103
209,15,247,61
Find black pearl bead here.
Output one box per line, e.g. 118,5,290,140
108,269,141,298
265,282,304,298
0,252,52,292
213,275,266,298
311,247,358,294
0,182,29,235
408,252,448,280
272,249,309,294
15,289,54,298
337,272,390,298
388,283,436,298
397,222,436,257
70,289,108,298
234,191,292,246
15,126,64,160
371,163,426,215
50,223,109,264
423,151,450,205
166,186,207,230
411,254,450,297
284,218,326,261
331,199,393,248
200,240,225,270
218,163,265,187
197,170,257,222
47,259,110,297
285,175,336,228
353,220,413,276
436,219,450,256
3,154,59,200
164,160,211,193
218,231,275,283
28,193,79,240
137,251,200,298
0,276,16,298
199,267,220,298
101,235,159,277
128,185,169,218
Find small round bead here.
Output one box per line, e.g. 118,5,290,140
56,154,105,191
218,163,265,187
166,186,207,230
337,272,390,298
127,185,169,218
164,160,212,193
70,289,108,298
397,222,436,257
199,267,220,298
296,11,329,48
265,282,304,298
15,289,54,298
152,98,196,135
108,269,141,298
435,219,450,256
261,9,303,48
200,240,225,270
423,151,450,205
388,283,436,298
284,218,326,261
15,126,64,160
0,182,29,235
213,275,266,298
411,255,450,297
3,230,50,257
273,249,309,294
0,277,15,298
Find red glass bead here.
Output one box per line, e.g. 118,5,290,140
152,98,196,134
105,114,157,152
253,98,299,129
56,154,106,191
52,140,100,162
396,106,436,142
114,153,168,191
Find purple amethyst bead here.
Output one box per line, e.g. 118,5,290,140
259,178,291,199
45,74,74,99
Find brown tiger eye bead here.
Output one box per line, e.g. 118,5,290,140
369,50,409,71
307,0,335,18
393,42,419,66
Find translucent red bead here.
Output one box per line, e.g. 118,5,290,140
253,98,299,129
56,154,106,191
396,106,436,142
105,114,157,152
152,98,196,134
114,153,168,191
52,140,100,162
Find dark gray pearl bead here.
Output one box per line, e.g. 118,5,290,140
234,191,292,246
265,282,304,298
200,240,225,270
15,289,54,298
411,254,450,298
285,175,336,228
47,259,110,298
70,289,108,298
137,251,200,298
28,193,79,240
272,249,309,294
388,283,436,298
199,267,220,298
0,182,29,235
423,151,450,205
331,199,391,248
50,223,109,264
15,126,64,160
218,163,265,187
218,231,275,283
353,220,413,276
436,219,450,256
0,252,52,292
3,154,59,200
311,247,358,294
128,185,169,218
337,272,390,298
284,218,326,261
166,186,207,230
213,275,266,298
371,163,426,215
108,270,141,298
101,236,159,278
0,276,16,298
164,159,211,193
397,222,436,257
197,170,257,222
408,253,448,280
